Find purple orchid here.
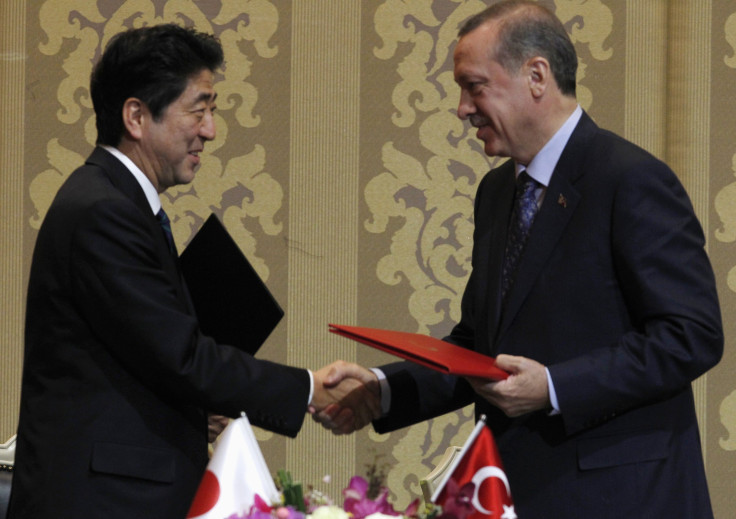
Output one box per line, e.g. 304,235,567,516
342,476,419,519
437,479,475,519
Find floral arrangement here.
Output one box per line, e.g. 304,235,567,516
224,467,476,519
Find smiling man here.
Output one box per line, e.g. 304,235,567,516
314,2,723,517
9,24,379,519
374,2,722,516
120,68,217,191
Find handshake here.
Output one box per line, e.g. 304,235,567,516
310,361,381,435
207,361,379,443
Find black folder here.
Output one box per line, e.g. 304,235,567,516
180,213,283,355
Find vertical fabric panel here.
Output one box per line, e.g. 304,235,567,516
667,1,712,226
287,0,361,499
666,0,713,455
0,0,25,442
624,0,667,159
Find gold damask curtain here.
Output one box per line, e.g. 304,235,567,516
2,1,736,516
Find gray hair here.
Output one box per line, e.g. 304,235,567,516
459,0,577,96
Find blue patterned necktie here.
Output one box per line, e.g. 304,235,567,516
502,171,539,298
156,208,177,256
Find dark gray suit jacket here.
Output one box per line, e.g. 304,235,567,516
375,112,723,518
10,147,310,519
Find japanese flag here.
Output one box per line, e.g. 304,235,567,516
433,417,516,519
187,412,280,519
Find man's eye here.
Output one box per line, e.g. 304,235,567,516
192,107,212,118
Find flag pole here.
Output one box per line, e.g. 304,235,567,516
431,414,487,502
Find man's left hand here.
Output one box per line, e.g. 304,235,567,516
465,354,550,417
207,414,229,443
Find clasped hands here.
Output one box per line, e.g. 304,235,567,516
310,360,381,435
205,361,380,443
309,354,551,436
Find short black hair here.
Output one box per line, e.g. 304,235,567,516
459,0,577,97
90,24,224,146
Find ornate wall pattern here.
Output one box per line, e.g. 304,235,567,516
711,2,736,514
2,0,736,516
28,0,285,277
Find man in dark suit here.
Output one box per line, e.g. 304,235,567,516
315,1,723,517
9,24,378,519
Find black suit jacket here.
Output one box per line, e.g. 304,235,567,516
10,147,310,519
375,112,723,518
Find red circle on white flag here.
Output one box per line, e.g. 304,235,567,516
187,470,221,518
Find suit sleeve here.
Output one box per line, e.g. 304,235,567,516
549,157,723,435
69,198,310,437
373,361,474,433
372,175,491,433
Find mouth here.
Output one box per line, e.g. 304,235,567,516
189,150,202,165
470,122,491,142
468,114,488,128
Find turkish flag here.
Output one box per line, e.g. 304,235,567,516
434,419,515,519
187,413,280,519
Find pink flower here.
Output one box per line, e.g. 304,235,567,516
437,479,475,519
236,494,276,519
274,506,304,519
342,476,419,519
230,496,306,519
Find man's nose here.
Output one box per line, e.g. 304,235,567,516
456,89,474,120
200,110,216,141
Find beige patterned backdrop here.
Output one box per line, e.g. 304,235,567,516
2,0,736,516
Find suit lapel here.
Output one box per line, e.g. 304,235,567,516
482,164,516,351
87,147,151,214
86,147,194,313
494,113,597,344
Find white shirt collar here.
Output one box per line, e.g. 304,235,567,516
100,145,161,215
515,105,583,187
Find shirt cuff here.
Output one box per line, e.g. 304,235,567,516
307,369,314,407
368,367,556,417
545,367,560,415
371,368,390,416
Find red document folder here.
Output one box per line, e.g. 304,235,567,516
329,324,508,380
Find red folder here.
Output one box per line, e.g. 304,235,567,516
329,324,508,380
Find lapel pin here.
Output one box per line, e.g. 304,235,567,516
558,194,567,208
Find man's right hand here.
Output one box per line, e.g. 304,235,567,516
310,361,380,435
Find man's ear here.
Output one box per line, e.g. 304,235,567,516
526,56,551,98
121,98,146,141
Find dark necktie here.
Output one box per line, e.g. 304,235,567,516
502,171,539,298
156,208,178,256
